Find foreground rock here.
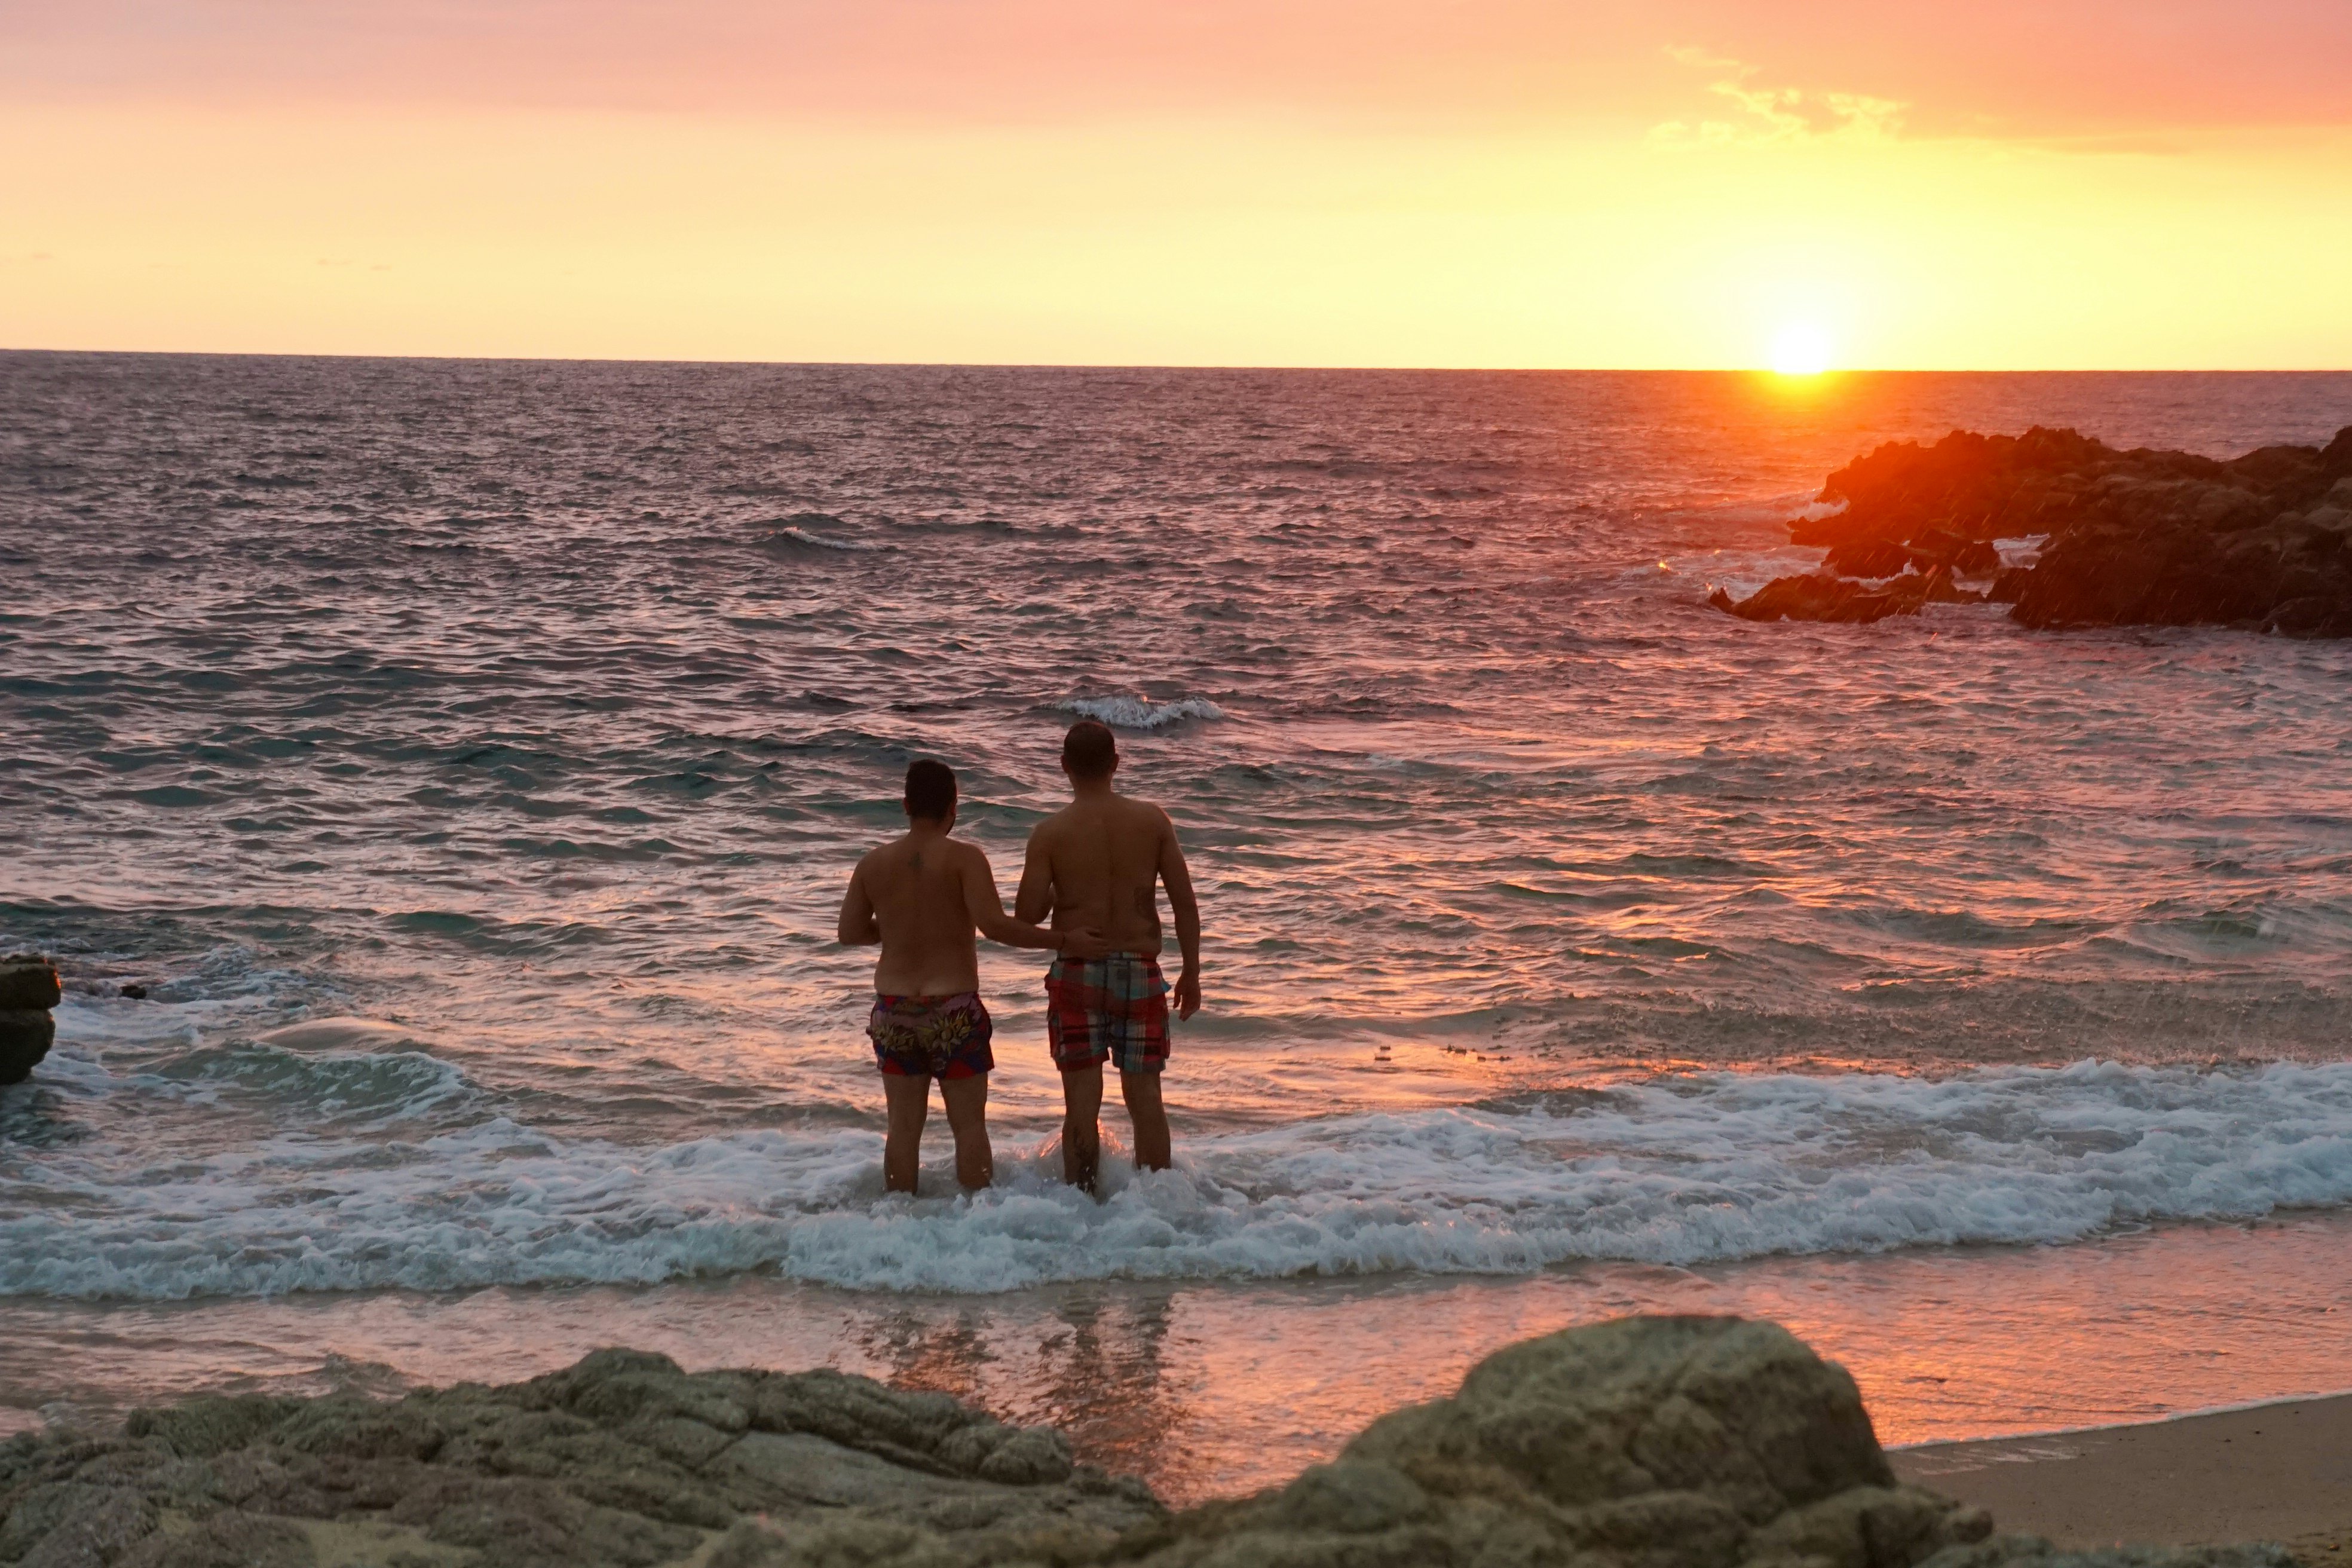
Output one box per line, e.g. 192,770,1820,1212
0,1320,2303,1568
1716,424,2352,633
0,1350,1157,1567
1101,1316,2286,1568
0,955,61,1086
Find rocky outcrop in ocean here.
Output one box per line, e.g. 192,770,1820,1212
0,1318,2301,1568
1713,424,2352,633
0,955,61,1086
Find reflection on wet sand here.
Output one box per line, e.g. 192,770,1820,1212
859,1282,1198,1496
5,1212,2350,1503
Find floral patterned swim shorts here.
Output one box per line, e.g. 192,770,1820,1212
868,992,994,1080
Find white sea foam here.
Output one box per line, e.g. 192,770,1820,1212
1056,695,1227,730
5,1058,2350,1301
767,525,885,552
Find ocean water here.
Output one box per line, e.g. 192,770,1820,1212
5,354,2352,1496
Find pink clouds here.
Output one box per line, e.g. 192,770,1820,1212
5,0,2347,137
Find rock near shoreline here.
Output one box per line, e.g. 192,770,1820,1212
0,956,62,1088
0,1317,2299,1568
1713,424,2352,634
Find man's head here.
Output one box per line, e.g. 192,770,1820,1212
904,758,957,826
1061,720,1117,785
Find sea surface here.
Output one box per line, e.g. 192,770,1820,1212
5,354,2352,1499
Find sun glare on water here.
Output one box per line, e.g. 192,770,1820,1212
1769,324,1833,376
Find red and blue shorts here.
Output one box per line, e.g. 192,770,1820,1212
868,992,993,1080
1046,955,1170,1076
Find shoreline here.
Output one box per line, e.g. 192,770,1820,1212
8,1212,2352,1505
0,1315,2325,1568
1893,1393,2352,1560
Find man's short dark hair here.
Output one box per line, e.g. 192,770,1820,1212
904,758,957,822
1062,720,1117,780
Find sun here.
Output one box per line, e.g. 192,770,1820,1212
1769,323,1833,376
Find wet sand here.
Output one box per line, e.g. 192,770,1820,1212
1893,1394,2352,1563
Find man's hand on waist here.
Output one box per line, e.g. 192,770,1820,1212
1055,927,1111,961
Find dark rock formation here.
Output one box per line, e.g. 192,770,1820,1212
1946,539,2003,577
1711,567,1981,624
1824,537,2004,581
1824,540,1921,580
1720,424,2352,633
0,957,61,1013
0,956,60,1086
0,1320,2308,1568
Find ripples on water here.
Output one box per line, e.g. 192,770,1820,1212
4,354,2351,1321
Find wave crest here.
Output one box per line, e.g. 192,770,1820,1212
1055,695,1227,730
8,1059,2352,1301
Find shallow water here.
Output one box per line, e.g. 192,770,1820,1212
5,355,2351,1476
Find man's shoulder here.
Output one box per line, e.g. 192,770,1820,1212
1114,793,1175,831
856,835,910,872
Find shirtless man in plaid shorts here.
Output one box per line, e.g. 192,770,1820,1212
1015,720,1203,1193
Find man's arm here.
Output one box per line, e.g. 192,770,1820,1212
837,858,881,947
1156,810,1202,1019
963,845,1102,956
1012,824,1054,926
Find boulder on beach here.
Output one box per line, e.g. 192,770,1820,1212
1721,424,2352,633
1108,1315,1995,1568
0,1349,1157,1568
0,1319,2307,1568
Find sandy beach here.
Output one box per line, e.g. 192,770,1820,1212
1894,1394,2352,1563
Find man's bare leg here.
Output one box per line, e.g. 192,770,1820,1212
1061,1064,1104,1193
882,1073,930,1194
941,1074,994,1191
1122,1070,1171,1172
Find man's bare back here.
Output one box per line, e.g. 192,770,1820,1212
837,759,1095,1194
1016,789,1201,1016
1016,721,1202,1191
1021,795,1173,942
843,831,1016,997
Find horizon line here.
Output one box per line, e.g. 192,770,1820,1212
5,346,2351,376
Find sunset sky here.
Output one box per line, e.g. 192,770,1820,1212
5,0,2348,368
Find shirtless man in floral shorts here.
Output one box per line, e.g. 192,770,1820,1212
837,759,1100,1194
1015,721,1203,1193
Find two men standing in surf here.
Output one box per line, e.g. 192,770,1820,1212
834,719,1203,1196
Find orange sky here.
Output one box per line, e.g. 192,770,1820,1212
5,1,2348,368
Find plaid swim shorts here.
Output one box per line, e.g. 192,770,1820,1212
868,992,994,1080
1045,954,1171,1075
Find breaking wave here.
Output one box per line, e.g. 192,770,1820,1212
7,1057,2349,1301
1055,695,1228,730
764,525,885,552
